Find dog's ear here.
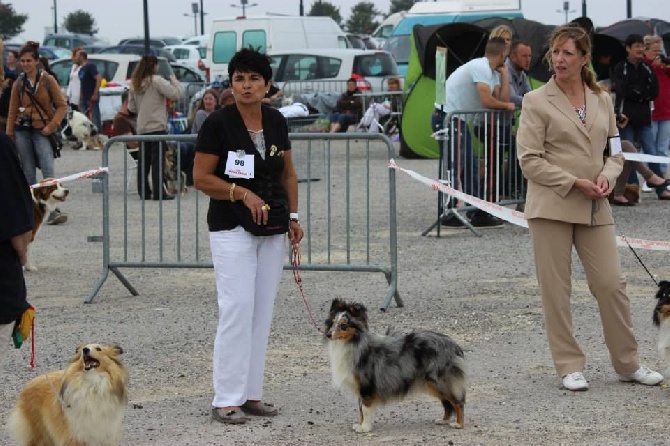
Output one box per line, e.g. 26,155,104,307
329,298,347,313
107,344,124,356
656,281,670,300
348,302,368,327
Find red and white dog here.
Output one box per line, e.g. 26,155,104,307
25,180,69,271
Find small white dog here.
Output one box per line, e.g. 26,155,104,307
65,109,105,150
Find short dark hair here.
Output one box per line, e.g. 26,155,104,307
347,77,357,83
79,50,89,60
227,47,272,84
510,40,530,55
485,37,507,56
625,34,644,48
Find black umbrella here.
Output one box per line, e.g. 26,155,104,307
599,18,670,44
413,22,489,80
591,33,627,80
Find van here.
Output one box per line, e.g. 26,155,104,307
384,0,523,75
43,33,101,50
207,16,350,81
370,11,407,48
269,48,399,94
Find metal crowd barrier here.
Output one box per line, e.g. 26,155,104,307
86,133,402,310
281,79,372,97
422,109,526,237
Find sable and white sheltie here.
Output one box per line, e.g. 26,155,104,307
653,281,670,366
25,180,69,271
9,343,128,446
325,298,467,433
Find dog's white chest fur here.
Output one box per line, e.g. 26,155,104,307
328,341,358,393
61,372,126,445
659,318,670,363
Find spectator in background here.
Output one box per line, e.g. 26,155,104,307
489,24,513,57
0,133,33,365
0,73,17,130
6,42,68,225
219,87,235,107
432,37,514,228
128,54,182,201
5,50,19,78
643,34,670,177
112,89,139,160
77,50,102,131
329,78,362,133
38,57,59,85
183,89,219,185
66,47,82,111
612,34,665,199
262,83,283,106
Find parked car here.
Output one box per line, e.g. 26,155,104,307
98,45,176,62
170,62,206,114
346,34,377,50
43,33,101,50
49,54,174,88
181,34,209,47
165,44,206,72
269,49,400,93
118,36,182,48
39,46,72,60
81,44,112,54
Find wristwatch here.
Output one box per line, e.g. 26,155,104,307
289,212,299,223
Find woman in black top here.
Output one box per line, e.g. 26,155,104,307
194,48,303,425
0,133,33,363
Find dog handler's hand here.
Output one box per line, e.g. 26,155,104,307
288,221,304,244
41,126,53,136
242,190,267,225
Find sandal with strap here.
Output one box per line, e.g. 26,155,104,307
211,408,249,424
241,401,279,417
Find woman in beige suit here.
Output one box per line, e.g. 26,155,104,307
517,26,663,391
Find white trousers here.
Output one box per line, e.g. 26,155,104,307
210,227,286,408
0,323,14,366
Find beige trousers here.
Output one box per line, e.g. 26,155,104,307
528,218,640,377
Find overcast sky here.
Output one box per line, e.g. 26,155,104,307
10,0,670,44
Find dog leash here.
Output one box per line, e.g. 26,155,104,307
44,372,71,409
291,244,323,334
621,235,659,287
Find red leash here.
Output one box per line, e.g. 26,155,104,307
291,244,323,334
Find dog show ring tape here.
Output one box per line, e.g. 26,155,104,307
31,167,109,189
388,159,670,252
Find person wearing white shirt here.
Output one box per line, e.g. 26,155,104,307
66,48,82,111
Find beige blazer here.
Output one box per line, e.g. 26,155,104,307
517,78,623,226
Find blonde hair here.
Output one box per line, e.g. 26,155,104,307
489,25,513,40
644,34,663,50
545,25,601,94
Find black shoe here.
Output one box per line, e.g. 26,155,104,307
152,193,175,201
138,190,152,200
440,215,466,228
470,211,504,228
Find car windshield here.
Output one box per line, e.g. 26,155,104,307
354,53,399,77
384,36,410,65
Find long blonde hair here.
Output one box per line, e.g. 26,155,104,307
545,25,601,94
130,55,158,93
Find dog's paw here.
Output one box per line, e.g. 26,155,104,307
23,264,37,272
434,418,450,425
449,421,464,429
353,423,372,433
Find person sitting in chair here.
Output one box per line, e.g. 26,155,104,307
329,78,362,133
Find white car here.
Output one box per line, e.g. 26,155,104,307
165,45,207,73
269,48,400,94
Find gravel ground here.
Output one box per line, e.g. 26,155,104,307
1,140,669,446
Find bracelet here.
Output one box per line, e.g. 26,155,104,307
242,190,249,203
289,212,299,220
229,182,236,202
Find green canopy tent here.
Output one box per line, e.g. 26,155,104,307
399,23,489,159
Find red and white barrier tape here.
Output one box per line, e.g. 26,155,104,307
389,159,670,251
30,167,109,189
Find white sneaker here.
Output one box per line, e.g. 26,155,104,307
642,183,653,193
618,366,664,386
562,372,589,391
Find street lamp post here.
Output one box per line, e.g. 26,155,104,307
200,0,205,35
231,0,258,18
556,1,576,24
53,0,58,34
185,2,199,36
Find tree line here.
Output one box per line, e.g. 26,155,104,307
0,0,414,40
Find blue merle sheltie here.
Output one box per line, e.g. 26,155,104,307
653,281,670,366
324,298,467,433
